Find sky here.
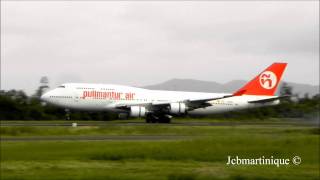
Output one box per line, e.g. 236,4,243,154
1,1,319,95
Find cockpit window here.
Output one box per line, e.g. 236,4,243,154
58,85,65,88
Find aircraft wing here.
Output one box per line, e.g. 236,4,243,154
180,95,233,110
115,95,233,110
248,95,290,103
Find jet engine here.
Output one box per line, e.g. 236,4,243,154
130,106,146,117
169,103,187,114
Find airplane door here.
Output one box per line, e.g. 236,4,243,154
74,91,80,103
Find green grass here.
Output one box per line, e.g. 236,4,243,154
1,121,316,137
1,122,319,180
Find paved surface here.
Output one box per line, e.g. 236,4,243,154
0,135,191,142
0,120,314,142
0,121,310,127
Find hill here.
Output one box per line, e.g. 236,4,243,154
143,79,319,96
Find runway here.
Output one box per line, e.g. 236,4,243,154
0,135,191,142
0,122,238,127
0,121,309,127
0,120,315,142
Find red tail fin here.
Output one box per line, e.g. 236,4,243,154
233,62,287,96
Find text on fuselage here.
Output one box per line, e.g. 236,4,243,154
81,91,135,100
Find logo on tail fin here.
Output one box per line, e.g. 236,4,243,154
233,62,287,96
259,71,277,89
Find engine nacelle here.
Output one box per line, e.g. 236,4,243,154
130,106,146,117
169,103,187,114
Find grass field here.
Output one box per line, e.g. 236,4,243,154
0,120,319,180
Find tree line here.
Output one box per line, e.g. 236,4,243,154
0,83,319,120
0,89,117,120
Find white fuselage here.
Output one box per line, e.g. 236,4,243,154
41,83,279,115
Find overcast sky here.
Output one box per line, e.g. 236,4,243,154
1,1,319,95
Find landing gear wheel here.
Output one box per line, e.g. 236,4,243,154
162,118,171,123
146,114,155,123
65,109,71,120
146,114,171,123
163,118,171,123
146,118,152,123
159,115,171,123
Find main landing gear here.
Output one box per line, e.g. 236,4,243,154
146,114,171,123
65,109,71,120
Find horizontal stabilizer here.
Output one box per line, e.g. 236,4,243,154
248,95,290,103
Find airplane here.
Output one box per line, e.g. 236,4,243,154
41,62,288,123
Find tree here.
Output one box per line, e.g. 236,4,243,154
279,82,293,103
35,76,49,99
280,82,292,96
